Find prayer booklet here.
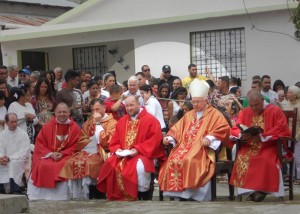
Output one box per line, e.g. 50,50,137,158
237,124,263,136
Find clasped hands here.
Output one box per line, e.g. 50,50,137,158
0,156,9,166
163,136,211,147
50,152,63,161
115,148,138,158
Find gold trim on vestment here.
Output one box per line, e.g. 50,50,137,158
116,118,139,200
232,114,264,187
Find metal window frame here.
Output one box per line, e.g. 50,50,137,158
72,45,108,77
190,27,246,80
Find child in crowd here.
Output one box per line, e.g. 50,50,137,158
0,91,7,131
104,84,126,121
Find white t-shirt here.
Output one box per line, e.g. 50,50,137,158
144,96,166,129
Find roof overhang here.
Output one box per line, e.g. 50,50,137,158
0,3,298,42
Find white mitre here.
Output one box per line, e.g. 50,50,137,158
189,79,210,98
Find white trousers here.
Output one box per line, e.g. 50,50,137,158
136,158,151,192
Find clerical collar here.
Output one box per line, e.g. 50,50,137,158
56,118,71,124
95,114,108,125
130,108,142,120
196,111,204,120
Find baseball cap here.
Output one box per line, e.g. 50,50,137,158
18,68,30,76
162,65,171,72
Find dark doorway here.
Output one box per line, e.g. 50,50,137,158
21,51,48,71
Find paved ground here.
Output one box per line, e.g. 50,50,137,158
27,184,300,214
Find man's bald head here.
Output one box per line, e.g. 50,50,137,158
247,90,264,115
55,102,70,123
125,96,140,116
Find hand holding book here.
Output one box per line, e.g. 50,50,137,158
237,124,263,136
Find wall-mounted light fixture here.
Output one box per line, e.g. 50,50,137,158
117,57,124,64
108,48,117,58
123,65,129,71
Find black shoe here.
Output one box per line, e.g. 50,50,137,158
252,191,267,202
179,197,189,201
246,193,254,201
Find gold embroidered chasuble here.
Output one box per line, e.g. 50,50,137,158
159,105,230,191
60,114,117,179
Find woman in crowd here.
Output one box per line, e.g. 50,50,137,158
80,81,88,95
30,78,55,134
158,84,171,114
283,86,300,184
168,87,188,118
8,87,38,144
140,84,166,131
273,79,286,92
45,70,56,96
102,73,116,95
83,80,107,119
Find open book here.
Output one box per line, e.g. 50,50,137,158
237,124,263,136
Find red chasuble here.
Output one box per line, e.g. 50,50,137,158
230,104,290,192
31,117,80,188
96,109,166,200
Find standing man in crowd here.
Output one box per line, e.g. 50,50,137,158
261,75,279,105
158,65,179,91
182,63,208,91
27,102,80,200
141,65,155,81
54,67,64,91
97,96,166,200
230,90,290,202
0,113,30,194
7,65,19,87
159,79,229,201
123,76,144,106
56,69,84,127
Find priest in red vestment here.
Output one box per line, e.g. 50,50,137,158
97,96,166,200
158,79,230,201
27,102,80,200
230,90,290,202
60,98,117,199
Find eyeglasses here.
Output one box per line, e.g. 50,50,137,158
143,69,150,72
19,74,27,77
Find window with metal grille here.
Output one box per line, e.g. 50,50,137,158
190,28,246,80
73,45,108,76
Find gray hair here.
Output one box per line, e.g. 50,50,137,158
30,71,40,79
7,65,18,73
128,75,138,84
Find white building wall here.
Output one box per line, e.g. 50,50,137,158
1,9,299,94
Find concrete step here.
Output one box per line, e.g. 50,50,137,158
0,194,29,214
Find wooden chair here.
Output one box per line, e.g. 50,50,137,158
277,108,298,201
211,145,235,201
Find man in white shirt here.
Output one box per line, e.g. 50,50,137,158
0,113,30,194
261,75,279,104
122,75,144,106
7,65,19,87
54,67,64,91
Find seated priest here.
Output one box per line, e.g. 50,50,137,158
27,102,81,200
230,90,290,202
158,79,230,201
59,98,117,199
97,95,166,200
0,113,30,194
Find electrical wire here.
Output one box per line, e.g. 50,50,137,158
242,0,299,41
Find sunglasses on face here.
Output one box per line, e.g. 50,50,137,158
19,74,27,77
143,69,150,72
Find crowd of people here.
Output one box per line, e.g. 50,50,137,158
0,63,300,202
